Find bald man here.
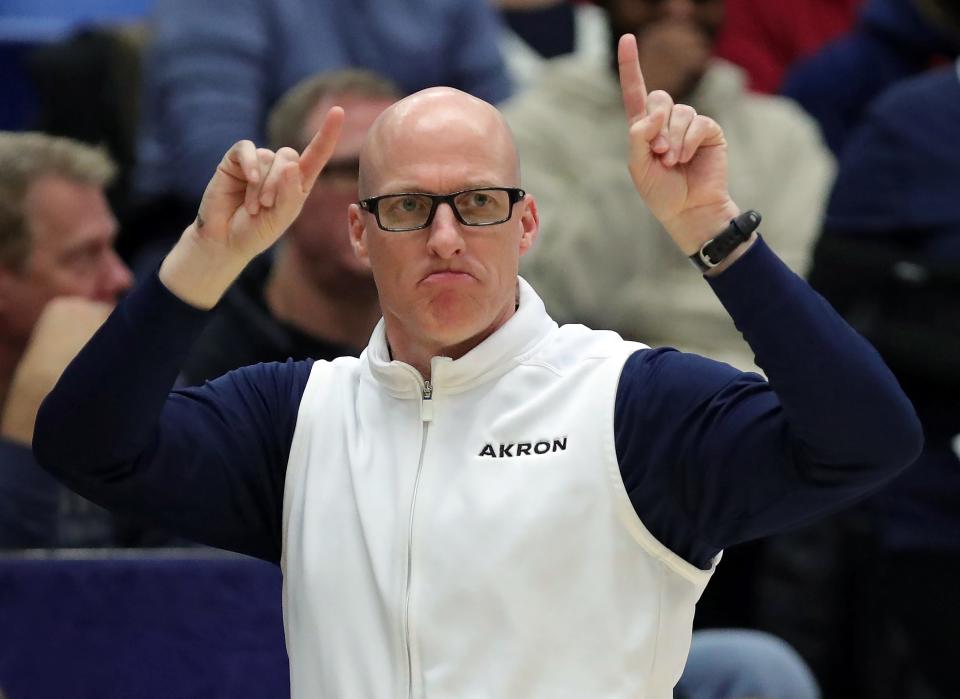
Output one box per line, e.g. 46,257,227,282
34,36,920,698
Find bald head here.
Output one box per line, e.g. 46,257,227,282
358,87,521,199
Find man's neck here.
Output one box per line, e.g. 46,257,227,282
386,333,485,383
384,291,519,381
264,246,381,351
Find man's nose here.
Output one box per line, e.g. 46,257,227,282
99,249,134,302
426,203,465,258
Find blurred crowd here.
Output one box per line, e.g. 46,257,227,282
0,0,958,697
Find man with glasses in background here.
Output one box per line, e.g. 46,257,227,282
34,35,919,698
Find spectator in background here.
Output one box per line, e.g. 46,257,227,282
496,0,609,91
497,0,579,61
181,69,398,385
804,59,960,698
504,0,833,372
497,0,863,96
129,0,512,272
0,132,133,547
713,0,862,93
781,0,960,154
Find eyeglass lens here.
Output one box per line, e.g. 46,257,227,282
378,189,512,229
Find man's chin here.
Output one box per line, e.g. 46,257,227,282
420,307,487,350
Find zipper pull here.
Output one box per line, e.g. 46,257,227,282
421,379,434,422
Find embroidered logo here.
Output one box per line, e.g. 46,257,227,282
478,437,567,458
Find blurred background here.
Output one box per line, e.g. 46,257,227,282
1,1,959,697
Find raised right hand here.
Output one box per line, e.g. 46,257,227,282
160,106,344,308
618,34,739,255
195,106,345,258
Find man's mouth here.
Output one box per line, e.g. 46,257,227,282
421,270,475,284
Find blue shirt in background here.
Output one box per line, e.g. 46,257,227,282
134,0,512,203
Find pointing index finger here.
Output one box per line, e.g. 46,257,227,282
618,33,648,127
299,106,346,192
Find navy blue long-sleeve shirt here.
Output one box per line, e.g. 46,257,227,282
33,238,923,567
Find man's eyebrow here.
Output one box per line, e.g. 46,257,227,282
374,183,428,194
375,180,506,194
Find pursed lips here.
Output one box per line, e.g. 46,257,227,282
419,269,476,285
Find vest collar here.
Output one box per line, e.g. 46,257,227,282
364,277,557,398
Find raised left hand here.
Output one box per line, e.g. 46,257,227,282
159,106,345,309
617,33,740,254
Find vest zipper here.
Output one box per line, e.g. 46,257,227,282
420,379,433,421
404,379,433,698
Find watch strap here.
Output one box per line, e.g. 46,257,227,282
689,210,762,272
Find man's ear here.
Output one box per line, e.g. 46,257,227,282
517,193,539,257
347,203,370,262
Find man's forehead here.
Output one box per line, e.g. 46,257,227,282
25,175,116,245
375,99,506,148
358,87,520,196
375,174,508,195
363,113,518,192
365,147,517,194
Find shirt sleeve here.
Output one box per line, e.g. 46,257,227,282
615,237,924,569
33,273,312,564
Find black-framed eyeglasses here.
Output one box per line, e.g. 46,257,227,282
358,187,526,232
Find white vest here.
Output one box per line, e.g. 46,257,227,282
282,278,717,698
